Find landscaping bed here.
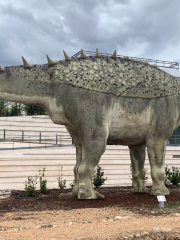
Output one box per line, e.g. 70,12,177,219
1,186,180,239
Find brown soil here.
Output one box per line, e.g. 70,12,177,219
1,186,180,239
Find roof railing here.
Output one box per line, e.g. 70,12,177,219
71,50,179,69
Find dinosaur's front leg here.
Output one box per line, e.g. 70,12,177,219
77,140,106,200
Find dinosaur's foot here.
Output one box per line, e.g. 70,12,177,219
133,179,147,193
78,185,105,200
134,185,148,193
150,184,169,196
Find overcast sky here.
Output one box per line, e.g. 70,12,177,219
1,0,180,66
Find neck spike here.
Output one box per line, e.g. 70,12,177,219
63,50,71,61
46,55,58,65
0,65,4,71
81,49,87,59
111,50,117,59
22,56,32,68
95,49,101,58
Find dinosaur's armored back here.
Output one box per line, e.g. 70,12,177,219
51,56,178,98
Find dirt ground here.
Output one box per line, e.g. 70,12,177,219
1,186,180,240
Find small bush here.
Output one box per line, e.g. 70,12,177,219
39,168,47,193
93,165,107,188
70,180,75,188
57,166,66,189
165,166,180,186
58,179,66,189
24,176,38,197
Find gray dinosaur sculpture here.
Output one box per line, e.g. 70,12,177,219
0,49,179,199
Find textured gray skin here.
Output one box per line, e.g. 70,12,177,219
0,55,180,199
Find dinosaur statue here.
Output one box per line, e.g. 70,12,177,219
0,49,179,199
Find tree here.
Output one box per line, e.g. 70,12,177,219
0,100,8,116
0,101,47,116
24,105,46,115
8,103,22,116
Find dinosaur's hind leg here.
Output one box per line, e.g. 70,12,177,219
147,138,169,195
129,143,147,193
66,126,82,197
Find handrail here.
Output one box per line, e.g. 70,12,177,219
1,129,179,146
0,129,72,145
71,50,179,69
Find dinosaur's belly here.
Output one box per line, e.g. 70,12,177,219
108,125,149,146
108,97,152,146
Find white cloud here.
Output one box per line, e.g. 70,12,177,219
0,0,180,66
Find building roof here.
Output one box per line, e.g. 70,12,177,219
160,67,180,78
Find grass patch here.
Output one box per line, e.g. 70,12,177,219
147,204,158,209
165,202,180,208
147,202,180,209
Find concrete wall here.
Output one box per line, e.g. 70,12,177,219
0,116,180,190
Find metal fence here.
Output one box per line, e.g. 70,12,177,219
1,129,180,147
0,129,72,146
71,50,179,69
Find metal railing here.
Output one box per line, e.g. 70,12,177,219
71,50,179,69
0,129,72,146
1,129,179,148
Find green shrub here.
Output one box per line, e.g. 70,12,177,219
70,180,75,188
39,168,47,193
24,104,46,115
57,166,66,189
93,165,107,188
165,166,180,186
58,179,66,189
24,176,38,197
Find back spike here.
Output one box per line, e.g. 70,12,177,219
95,49,101,58
22,56,32,68
0,65,4,71
81,49,87,59
143,60,148,65
111,50,117,59
63,50,71,61
46,55,58,65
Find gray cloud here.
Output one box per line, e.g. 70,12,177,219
0,0,180,66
